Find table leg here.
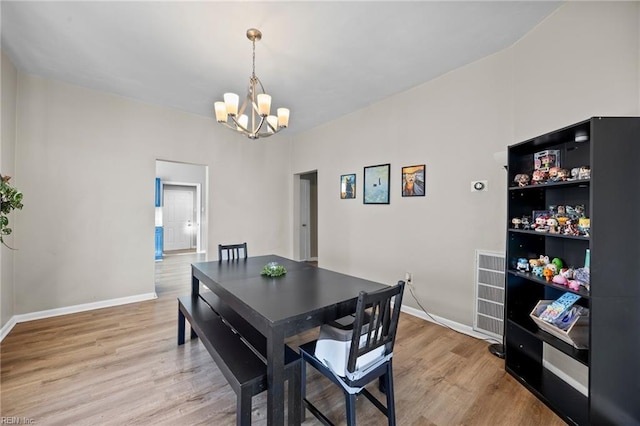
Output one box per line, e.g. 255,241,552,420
191,270,200,296
267,327,287,426
177,309,186,345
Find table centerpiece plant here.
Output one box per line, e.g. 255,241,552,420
261,262,287,278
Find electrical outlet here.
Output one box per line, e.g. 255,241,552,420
471,180,488,192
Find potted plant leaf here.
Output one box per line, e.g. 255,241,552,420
1,174,24,249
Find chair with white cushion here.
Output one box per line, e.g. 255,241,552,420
298,280,405,426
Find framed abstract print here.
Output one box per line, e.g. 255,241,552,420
363,164,390,204
340,174,356,199
401,164,425,197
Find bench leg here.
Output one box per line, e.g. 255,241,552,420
237,389,252,426
178,308,186,345
288,363,302,425
178,306,198,344
300,359,307,421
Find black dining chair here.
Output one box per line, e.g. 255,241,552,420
218,242,248,261
299,280,405,426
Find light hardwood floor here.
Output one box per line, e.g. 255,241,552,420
1,254,565,425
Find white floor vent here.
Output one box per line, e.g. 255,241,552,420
473,250,505,339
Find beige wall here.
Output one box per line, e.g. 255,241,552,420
512,1,639,140
292,1,639,329
292,48,512,325
1,51,18,327
12,74,292,315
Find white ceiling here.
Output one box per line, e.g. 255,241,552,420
1,1,561,134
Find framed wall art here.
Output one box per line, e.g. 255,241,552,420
401,164,425,197
340,174,356,199
363,163,390,204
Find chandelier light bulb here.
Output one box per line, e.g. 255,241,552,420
277,108,290,128
257,94,271,117
237,114,249,131
224,93,239,116
214,102,228,123
267,115,278,133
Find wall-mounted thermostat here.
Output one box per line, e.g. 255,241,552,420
471,180,488,192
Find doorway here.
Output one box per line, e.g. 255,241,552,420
163,185,197,253
298,171,318,262
155,160,208,259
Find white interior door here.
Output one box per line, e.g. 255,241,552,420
300,179,311,261
163,186,195,251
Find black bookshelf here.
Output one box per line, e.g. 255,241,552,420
504,117,640,425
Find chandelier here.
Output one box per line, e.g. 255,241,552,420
214,29,290,139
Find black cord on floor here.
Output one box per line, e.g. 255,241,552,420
407,281,501,345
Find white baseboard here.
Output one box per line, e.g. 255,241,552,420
2,295,482,345
0,292,157,342
401,304,491,341
0,315,18,342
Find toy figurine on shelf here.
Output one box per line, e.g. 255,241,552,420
521,216,531,230
543,268,554,282
529,258,542,268
552,258,564,270
564,219,580,236
552,274,569,286
569,167,580,181
556,168,570,181
534,215,548,232
532,170,548,184
514,174,530,187
548,167,561,182
578,166,591,180
516,258,530,272
568,166,591,181
553,273,580,291
546,217,559,233
511,217,522,229
578,218,590,236
557,216,569,231
560,267,574,279
532,265,544,277
567,280,581,291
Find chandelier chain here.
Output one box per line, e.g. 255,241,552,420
252,39,256,79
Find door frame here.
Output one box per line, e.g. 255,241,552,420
162,181,201,253
299,179,311,261
293,171,318,262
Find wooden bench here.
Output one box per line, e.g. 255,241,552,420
199,291,272,360
177,295,301,425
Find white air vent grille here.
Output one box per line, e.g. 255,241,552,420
473,250,505,339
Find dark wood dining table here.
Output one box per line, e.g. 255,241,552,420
191,255,388,425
